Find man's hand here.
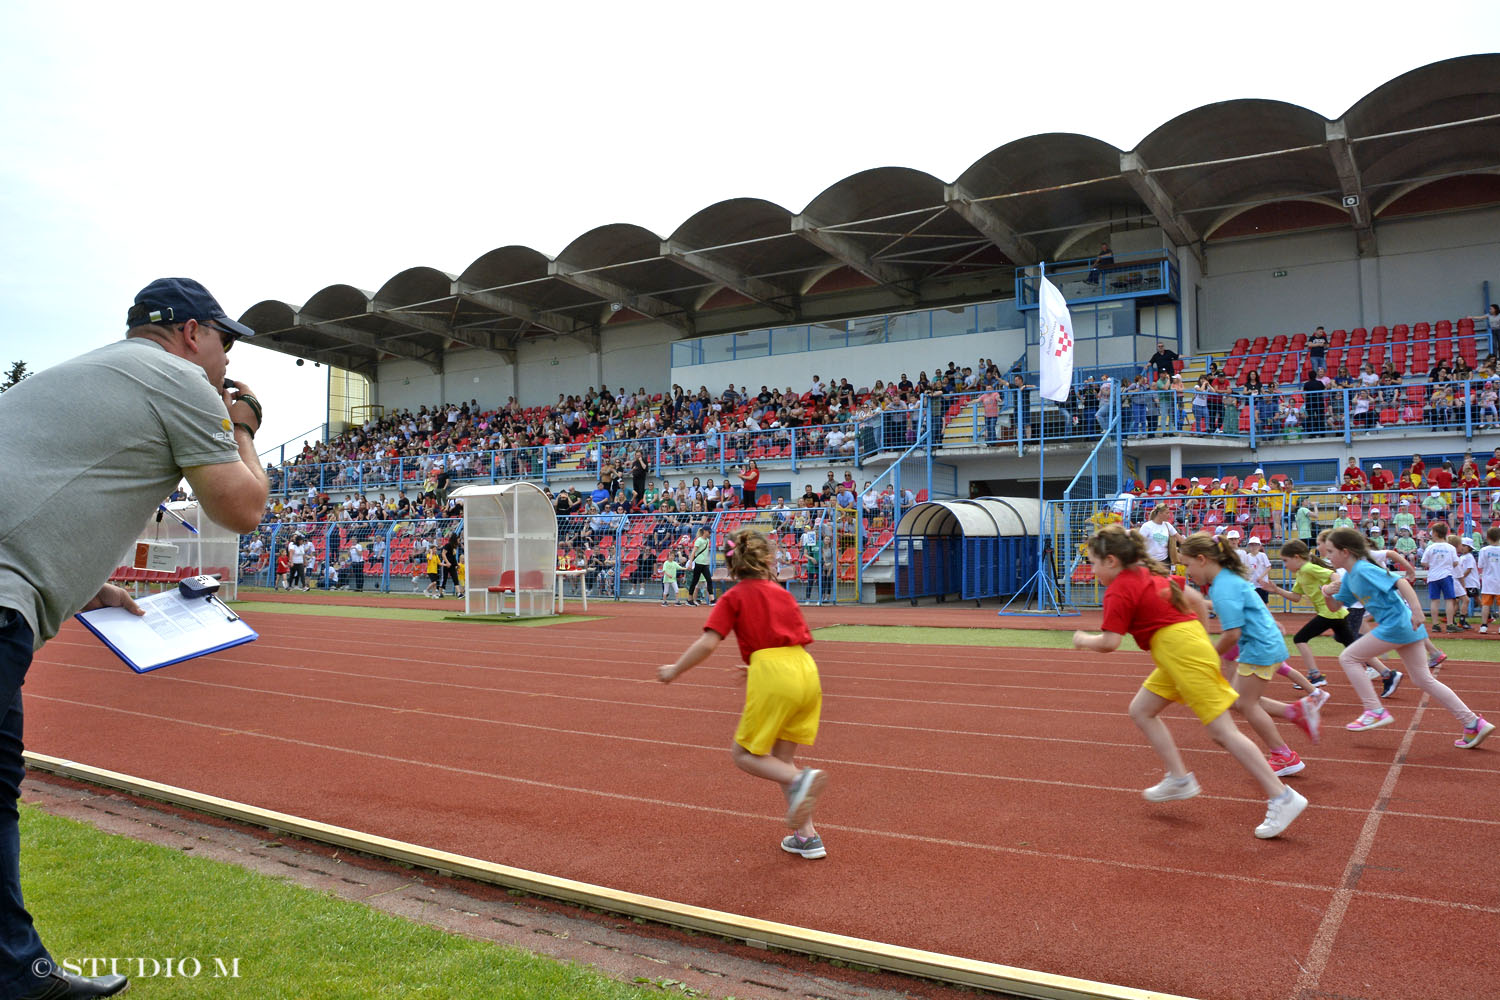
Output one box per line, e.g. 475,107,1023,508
222,379,262,433
81,584,143,616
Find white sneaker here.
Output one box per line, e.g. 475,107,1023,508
1364,666,1380,679
1255,788,1308,838
1143,772,1201,802
784,768,828,828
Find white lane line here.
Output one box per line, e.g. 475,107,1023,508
27,693,1500,922
38,657,1500,783
29,678,1497,830
1287,696,1430,1000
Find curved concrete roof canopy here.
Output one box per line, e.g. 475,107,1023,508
240,56,1500,376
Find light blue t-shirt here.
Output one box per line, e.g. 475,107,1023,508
1335,560,1428,645
1209,568,1286,667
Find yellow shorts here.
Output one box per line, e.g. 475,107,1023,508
1235,661,1277,681
1141,621,1240,724
734,646,822,756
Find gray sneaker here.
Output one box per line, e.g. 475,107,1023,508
785,768,827,828
1143,772,1201,802
1255,787,1309,839
781,833,827,859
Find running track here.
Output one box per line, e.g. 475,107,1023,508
23,600,1500,1000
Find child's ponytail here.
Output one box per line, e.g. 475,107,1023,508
1179,531,1248,578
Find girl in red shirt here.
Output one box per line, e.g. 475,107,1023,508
658,527,828,859
1073,525,1308,839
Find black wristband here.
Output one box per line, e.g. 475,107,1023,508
233,421,257,440
238,394,263,425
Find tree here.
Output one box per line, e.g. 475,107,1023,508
0,361,30,393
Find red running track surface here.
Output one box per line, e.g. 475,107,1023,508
24,602,1500,1000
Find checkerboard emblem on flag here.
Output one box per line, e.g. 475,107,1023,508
1039,275,1074,402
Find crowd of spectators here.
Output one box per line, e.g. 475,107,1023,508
1109,447,1500,557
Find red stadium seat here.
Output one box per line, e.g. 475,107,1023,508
1350,327,1367,345
1330,329,1347,347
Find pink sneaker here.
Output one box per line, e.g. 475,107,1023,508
1268,748,1305,776
1287,697,1321,744
1455,717,1495,749
1346,709,1394,732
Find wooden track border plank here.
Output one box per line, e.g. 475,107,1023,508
24,751,1197,1000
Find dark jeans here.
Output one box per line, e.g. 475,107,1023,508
350,563,364,591
0,609,49,997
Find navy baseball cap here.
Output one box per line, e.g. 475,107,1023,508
128,278,255,339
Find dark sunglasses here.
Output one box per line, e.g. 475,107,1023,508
208,321,238,353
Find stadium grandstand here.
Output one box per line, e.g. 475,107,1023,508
223,55,1500,608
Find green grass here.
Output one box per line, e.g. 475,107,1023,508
813,624,1498,660
227,601,602,627
20,804,657,999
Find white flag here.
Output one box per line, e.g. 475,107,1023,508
1038,275,1074,402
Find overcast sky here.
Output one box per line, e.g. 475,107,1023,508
1,2,1492,454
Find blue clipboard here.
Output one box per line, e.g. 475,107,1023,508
75,590,258,673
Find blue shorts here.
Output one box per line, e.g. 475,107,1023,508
1427,577,1456,601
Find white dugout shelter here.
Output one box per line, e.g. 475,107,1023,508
118,501,241,600
450,482,556,617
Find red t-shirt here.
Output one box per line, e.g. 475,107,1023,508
741,469,760,492
1488,454,1500,472
1100,565,1196,651
1431,467,1453,489
1342,465,1366,485
704,578,813,663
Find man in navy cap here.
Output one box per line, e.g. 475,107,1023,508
0,278,269,999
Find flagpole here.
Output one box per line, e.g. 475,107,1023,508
1000,263,1077,618
1036,263,1047,611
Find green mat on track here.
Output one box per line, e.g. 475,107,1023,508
227,601,601,626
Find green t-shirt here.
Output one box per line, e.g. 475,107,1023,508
1333,516,1355,529
1295,508,1313,536
1395,536,1418,554
1295,561,1345,618
1393,511,1416,529
662,559,681,584
691,535,710,566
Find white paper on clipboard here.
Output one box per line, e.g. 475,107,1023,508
75,589,257,673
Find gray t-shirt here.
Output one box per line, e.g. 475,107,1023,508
0,338,241,647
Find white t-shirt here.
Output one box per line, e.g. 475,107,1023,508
1243,548,1271,587
1137,519,1178,562
1422,540,1457,582
1478,544,1500,594
288,541,311,565
1455,552,1479,590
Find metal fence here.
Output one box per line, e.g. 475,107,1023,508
264,406,937,501
1047,485,1498,608
242,507,848,604
242,518,463,594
